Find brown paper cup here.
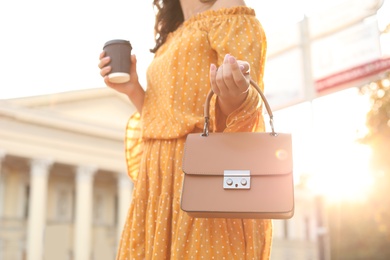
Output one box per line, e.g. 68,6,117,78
103,39,132,83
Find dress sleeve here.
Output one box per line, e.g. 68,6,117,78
208,8,267,133
125,112,142,182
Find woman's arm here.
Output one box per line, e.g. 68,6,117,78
98,52,145,113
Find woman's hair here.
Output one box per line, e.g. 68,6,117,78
150,0,217,53
150,0,184,53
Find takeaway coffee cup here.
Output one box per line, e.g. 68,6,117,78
103,39,132,83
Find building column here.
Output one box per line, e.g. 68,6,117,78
26,158,53,260
0,150,6,218
117,173,133,240
73,165,97,260
0,150,6,259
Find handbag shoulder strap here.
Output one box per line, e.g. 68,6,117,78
202,78,275,136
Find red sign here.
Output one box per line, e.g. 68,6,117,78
315,57,390,93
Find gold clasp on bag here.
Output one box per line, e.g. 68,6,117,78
223,170,251,189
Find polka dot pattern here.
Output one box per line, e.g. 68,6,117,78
118,7,271,260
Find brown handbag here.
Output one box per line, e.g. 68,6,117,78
181,79,294,219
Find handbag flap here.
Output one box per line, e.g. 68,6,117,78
183,132,292,176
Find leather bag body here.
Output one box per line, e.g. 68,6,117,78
181,79,294,219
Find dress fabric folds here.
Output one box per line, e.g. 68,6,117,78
117,7,272,260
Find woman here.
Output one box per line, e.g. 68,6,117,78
99,0,272,258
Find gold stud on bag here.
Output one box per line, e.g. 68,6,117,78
181,79,294,219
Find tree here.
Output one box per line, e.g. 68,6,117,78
328,72,390,259
360,72,390,172
358,71,390,243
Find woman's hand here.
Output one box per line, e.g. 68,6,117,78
98,51,145,113
98,51,139,95
210,54,251,116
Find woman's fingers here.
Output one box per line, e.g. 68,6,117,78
98,51,112,77
99,50,106,60
220,54,234,91
209,63,220,95
129,54,137,77
237,61,250,75
98,51,109,68
209,54,251,99
228,56,250,89
219,55,249,95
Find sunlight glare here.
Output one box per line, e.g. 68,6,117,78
308,143,374,202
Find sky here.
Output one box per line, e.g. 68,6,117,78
0,0,155,100
1,0,388,202
0,0,388,100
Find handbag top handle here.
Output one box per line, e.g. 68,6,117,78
202,78,275,137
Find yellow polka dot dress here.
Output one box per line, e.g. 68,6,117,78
118,7,272,259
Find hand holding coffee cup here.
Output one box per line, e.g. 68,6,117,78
103,39,132,83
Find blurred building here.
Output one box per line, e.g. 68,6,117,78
0,89,134,260
272,188,326,260
0,88,323,260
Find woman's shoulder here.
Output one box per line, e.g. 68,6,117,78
178,2,257,33
210,0,247,11
186,5,255,25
